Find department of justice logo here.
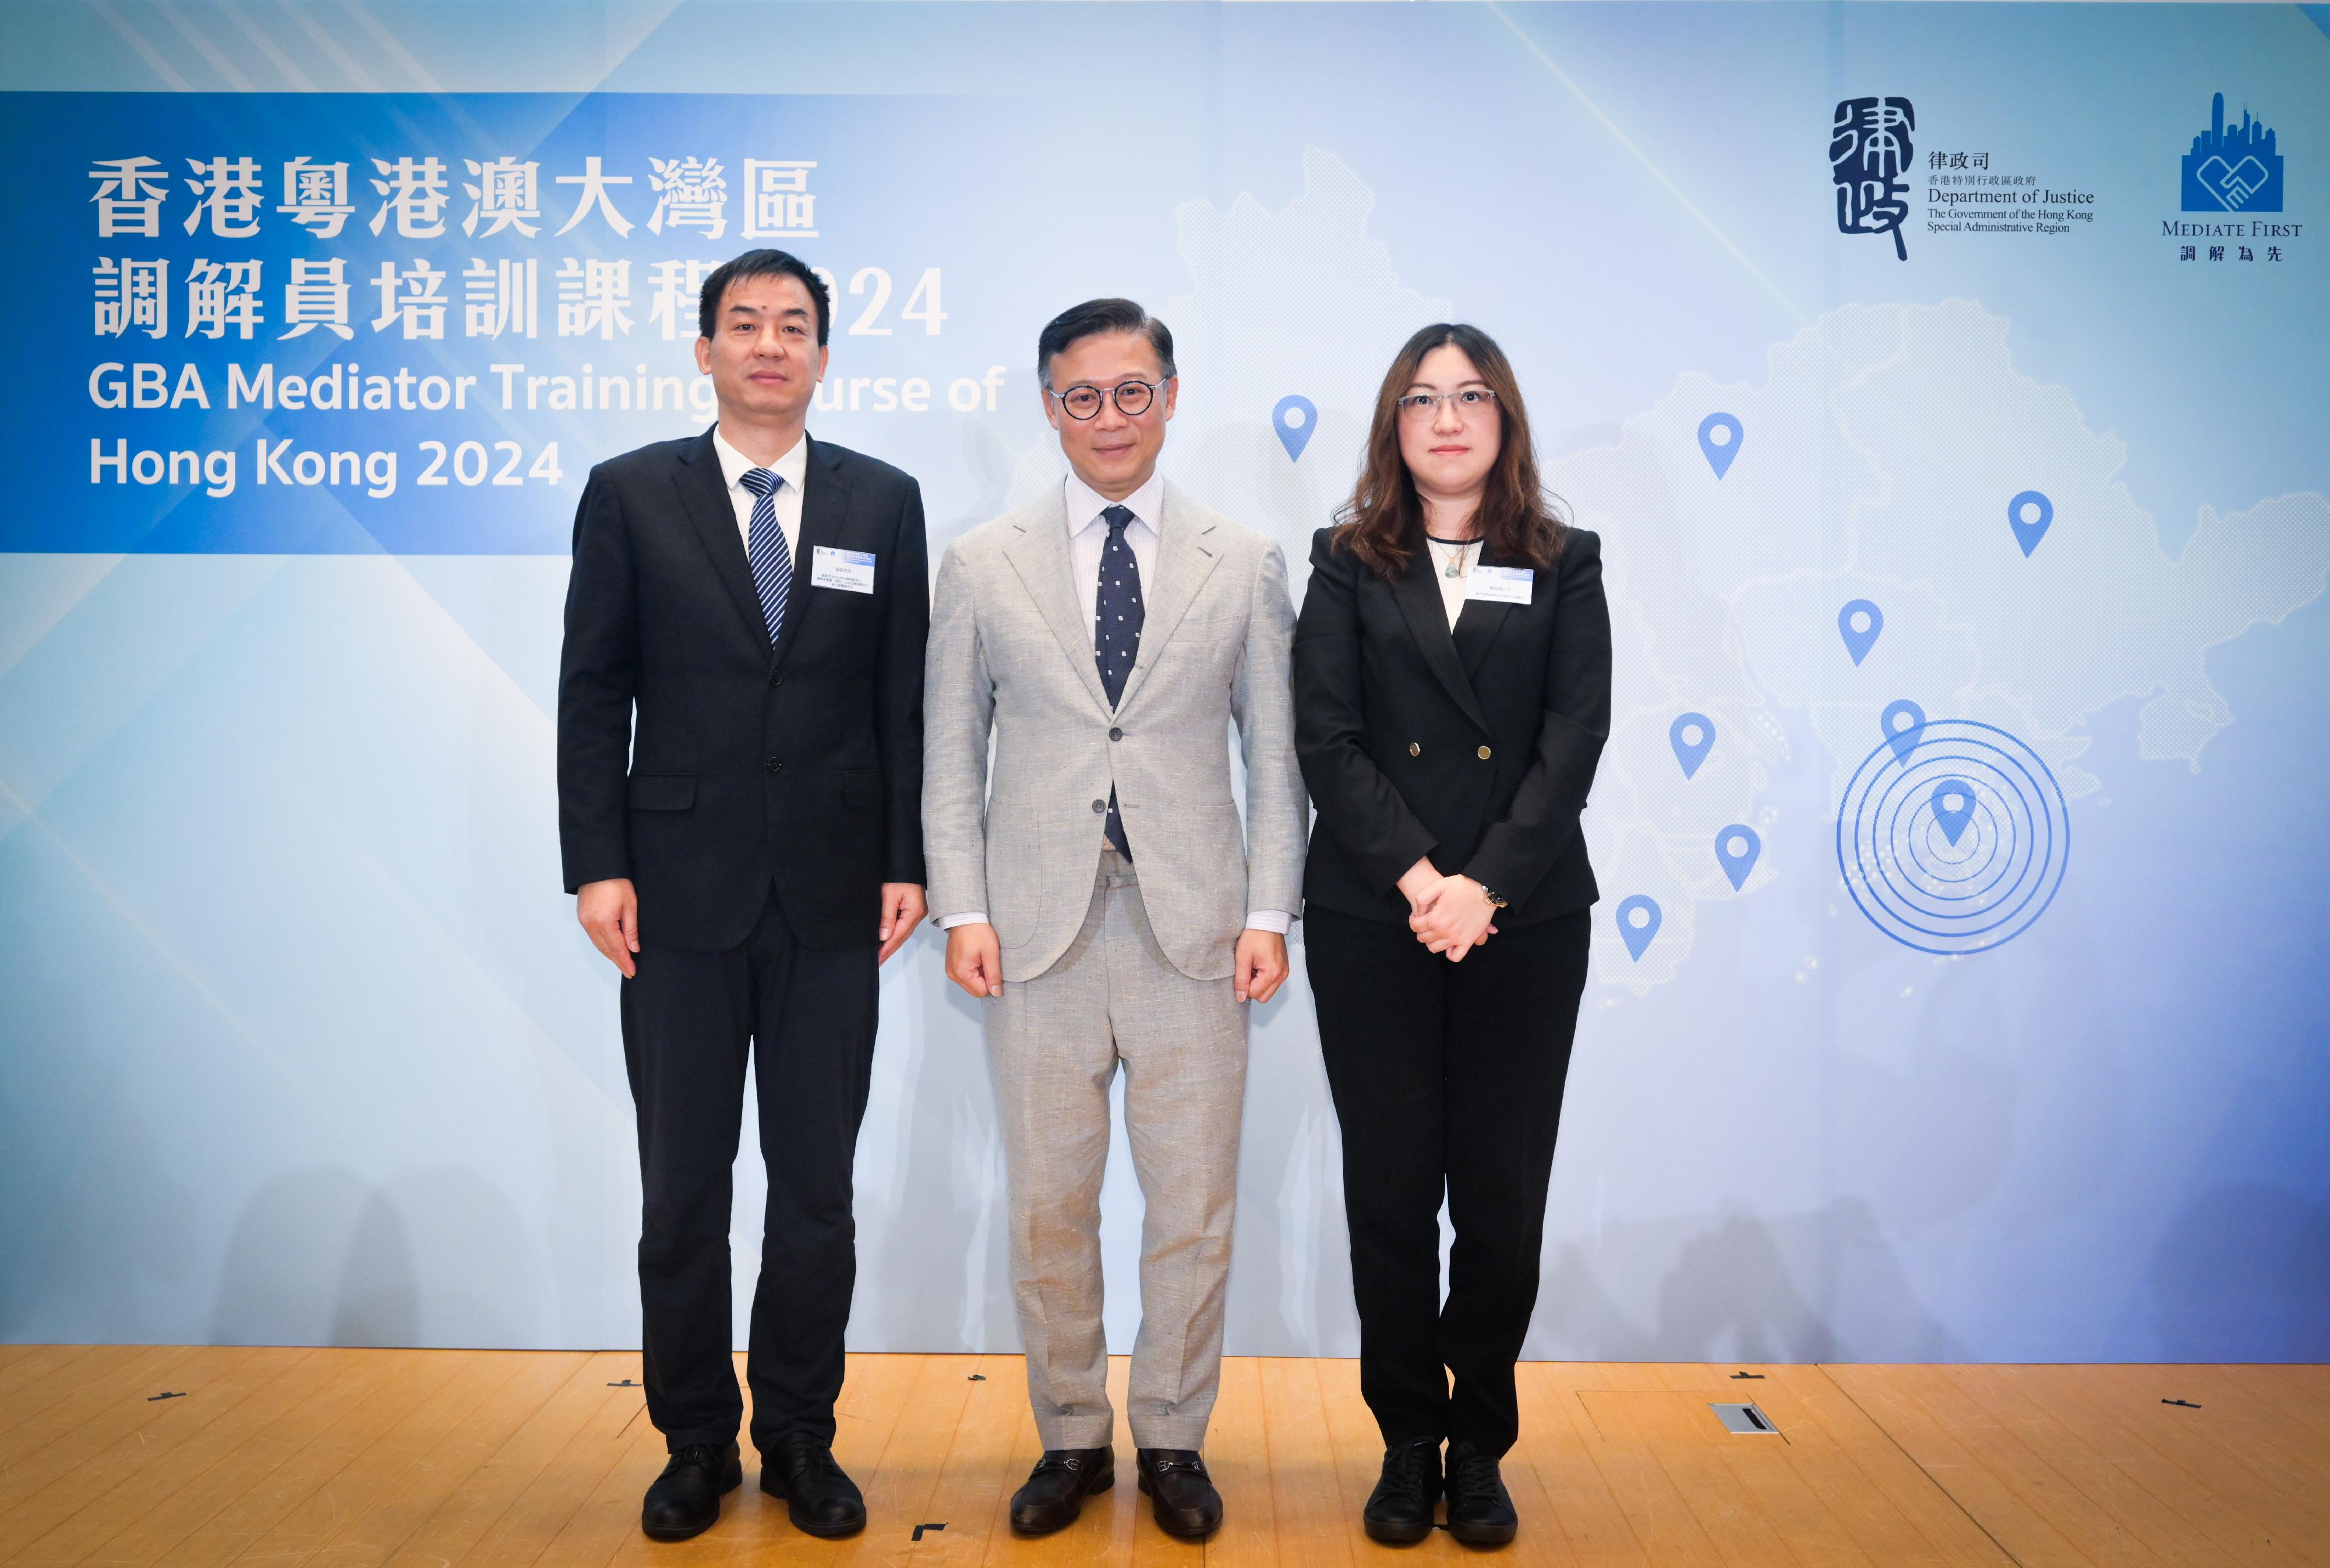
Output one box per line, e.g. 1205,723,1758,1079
2182,92,2283,213
1831,97,1915,259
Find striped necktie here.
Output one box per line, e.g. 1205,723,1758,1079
738,466,792,647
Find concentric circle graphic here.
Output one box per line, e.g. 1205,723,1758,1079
1835,717,2070,954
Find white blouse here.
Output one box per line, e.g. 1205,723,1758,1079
1424,534,1483,628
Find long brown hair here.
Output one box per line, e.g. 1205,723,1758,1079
1330,322,1566,578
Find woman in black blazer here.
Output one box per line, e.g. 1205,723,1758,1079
1293,323,1610,1547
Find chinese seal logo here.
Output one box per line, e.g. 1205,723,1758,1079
1831,97,1915,259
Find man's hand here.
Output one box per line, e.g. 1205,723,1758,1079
1235,929,1290,1004
1410,875,1498,962
945,921,1004,999
878,883,928,965
577,878,640,978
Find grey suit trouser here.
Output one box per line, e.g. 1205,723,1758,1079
986,846,1248,1452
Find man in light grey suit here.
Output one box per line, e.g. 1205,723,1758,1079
923,299,1306,1539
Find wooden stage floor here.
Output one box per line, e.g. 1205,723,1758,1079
3,1348,2324,1566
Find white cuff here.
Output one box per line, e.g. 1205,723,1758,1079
937,912,989,930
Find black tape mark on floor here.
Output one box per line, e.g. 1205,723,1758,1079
968,1373,986,1381
2162,1398,2201,1408
608,1379,641,1387
148,1391,188,1401
911,1523,947,1541
1730,1371,1765,1379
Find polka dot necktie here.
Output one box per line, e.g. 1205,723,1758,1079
1094,504,1143,860
738,467,792,648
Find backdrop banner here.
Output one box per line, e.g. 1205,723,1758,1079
2,2,2324,1362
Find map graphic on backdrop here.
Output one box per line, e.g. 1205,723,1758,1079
1530,288,2330,988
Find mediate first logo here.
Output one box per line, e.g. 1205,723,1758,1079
2182,92,2284,213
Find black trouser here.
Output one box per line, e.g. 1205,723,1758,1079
1305,904,1590,1458
620,885,878,1454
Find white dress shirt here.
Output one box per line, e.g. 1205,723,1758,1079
940,472,1292,937
1065,468,1163,630
712,423,808,561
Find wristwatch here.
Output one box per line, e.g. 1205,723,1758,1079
1478,882,1509,909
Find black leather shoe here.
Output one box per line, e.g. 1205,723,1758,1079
641,1441,742,1541
1135,1448,1223,1538
1009,1447,1114,1534
760,1432,866,1537
1443,1441,1518,1545
1363,1438,1442,1544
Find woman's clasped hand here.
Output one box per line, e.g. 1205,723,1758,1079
1395,856,1499,960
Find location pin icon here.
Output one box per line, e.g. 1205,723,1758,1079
1273,395,1317,462
1929,778,1976,846
1715,824,1762,891
1697,412,1743,479
1880,699,1927,764
1615,895,1662,960
1669,712,1715,779
1837,599,1884,666
2007,489,2053,557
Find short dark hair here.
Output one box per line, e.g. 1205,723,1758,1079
1036,298,1175,389
697,249,831,345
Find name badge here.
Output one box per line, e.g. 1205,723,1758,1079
810,546,877,594
1465,565,1533,605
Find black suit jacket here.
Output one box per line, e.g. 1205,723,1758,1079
557,426,929,952
1293,525,1610,926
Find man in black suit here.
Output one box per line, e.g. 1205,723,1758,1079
557,248,928,1543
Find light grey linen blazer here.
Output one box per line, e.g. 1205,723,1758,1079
923,481,1307,982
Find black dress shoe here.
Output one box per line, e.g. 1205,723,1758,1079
1443,1441,1518,1545
1009,1447,1114,1534
1135,1448,1223,1538
760,1432,866,1537
641,1441,742,1541
1363,1438,1442,1544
